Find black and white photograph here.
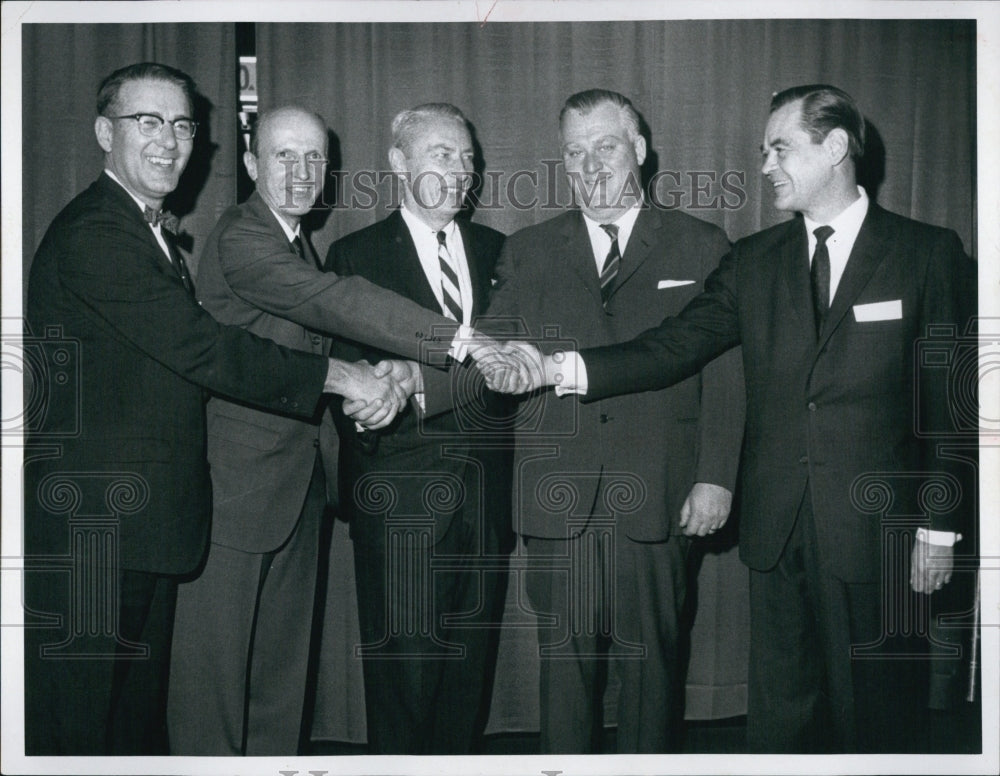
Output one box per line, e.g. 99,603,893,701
1,2,997,775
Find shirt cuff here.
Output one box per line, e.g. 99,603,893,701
916,527,962,546
448,324,476,362
552,351,589,396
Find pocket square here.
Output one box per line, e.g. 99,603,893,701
853,299,902,322
658,279,696,289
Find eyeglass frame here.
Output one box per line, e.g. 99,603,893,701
108,113,198,140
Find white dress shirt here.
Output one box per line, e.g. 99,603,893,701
105,168,173,263
400,204,474,326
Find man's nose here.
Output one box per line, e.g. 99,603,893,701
157,122,178,150
761,152,775,176
583,151,602,175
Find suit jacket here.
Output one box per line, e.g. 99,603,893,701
484,206,745,542
582,204,977,580
24,173,328,575
326,209,508,547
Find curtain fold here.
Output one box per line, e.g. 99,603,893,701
258,20,975,258
22,23,237,286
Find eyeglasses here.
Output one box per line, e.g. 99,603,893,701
109,113,198,140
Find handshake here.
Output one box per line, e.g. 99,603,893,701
325,336,569,429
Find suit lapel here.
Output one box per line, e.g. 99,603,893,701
96,173,188,285
457,219,488,319
819,205,890,346
610,206,657,300
779,217,814,335
386,210,443,314
562,211,604,306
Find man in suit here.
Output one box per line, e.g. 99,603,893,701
22,63,410,756
166,105,512,755
517,85,977,752
327,103,511,754
482,89,744,753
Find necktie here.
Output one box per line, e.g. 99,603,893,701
437,230,464,323
291,235,306,260
810,225,834,336
144,206,194,294
143,205,179,234
599,223,621,306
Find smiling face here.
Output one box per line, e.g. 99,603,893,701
760,99,847,222
94,78,194,209
244,108,328,229
390,117,474,230
560,101,646,223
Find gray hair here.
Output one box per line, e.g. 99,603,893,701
391,103,469,155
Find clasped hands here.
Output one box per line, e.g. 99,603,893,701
330,337,552,430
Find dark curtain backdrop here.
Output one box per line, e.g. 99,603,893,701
258,20,975,257
21,23,238,291
256,19,977,741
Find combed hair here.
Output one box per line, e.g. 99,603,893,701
391,103,468,154
770,84,866,161
249,105,328,156
96,62,195,117
559,89,641,142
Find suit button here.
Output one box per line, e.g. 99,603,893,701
311,335,322,346
313,439,320,448
280,397,288,404
799,455,809,464
808,402,817,411
600,413,612,423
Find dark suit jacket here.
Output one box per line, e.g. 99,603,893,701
484,206,745,542
582,204,977,580
24,173,328,575
326,209,507,547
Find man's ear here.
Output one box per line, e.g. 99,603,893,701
824,128,850,167
95,116,114,153
633,134,647,167
388,146,407,177
243,151,258,182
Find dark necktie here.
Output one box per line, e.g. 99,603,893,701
291,235,306,260
145,206,194,294
437,230,464,323
810,225,834,335
599,223,621,306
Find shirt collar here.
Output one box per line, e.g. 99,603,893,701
803,186,869,244
104,169,152,215
264,203,301,242
580,200,643,248
400,202,456,241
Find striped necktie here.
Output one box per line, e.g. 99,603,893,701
437,230,464,322
599,223,621,306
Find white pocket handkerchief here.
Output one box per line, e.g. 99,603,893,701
658,279,696,289
853,299,902,322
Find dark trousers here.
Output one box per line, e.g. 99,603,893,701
747,490,926,753
524,529,690,753
352,495,506,754
167,459,326,755
25,567,177,755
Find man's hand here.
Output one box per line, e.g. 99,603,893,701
910,536,954,594
679,482,733,537
468,338,545,394
324,358,406,430
371,359,423,399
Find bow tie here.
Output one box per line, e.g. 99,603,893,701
144,206,179,234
